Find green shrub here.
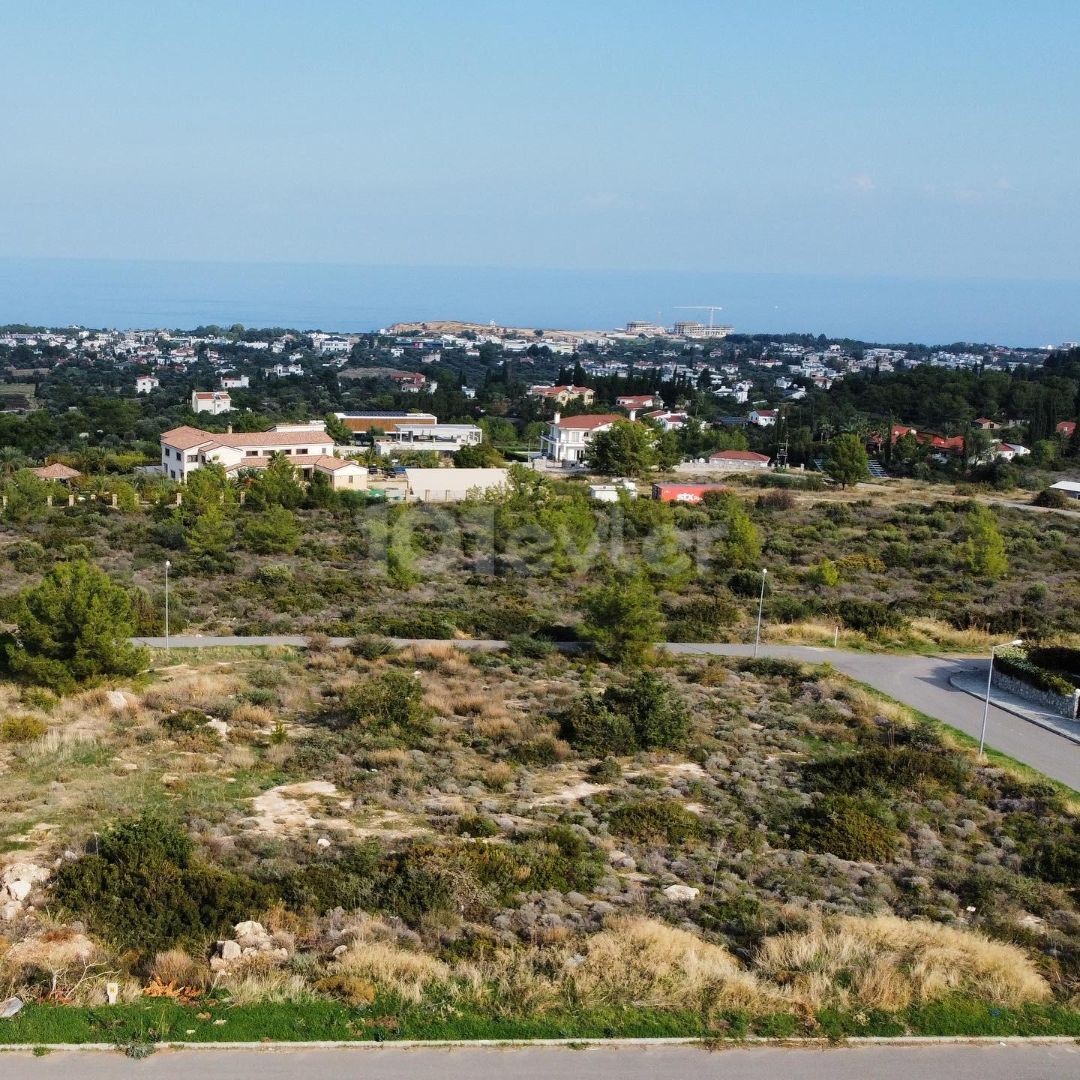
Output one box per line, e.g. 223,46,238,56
996,648,1075,697
804,747,969,798
161,708,207,735
0,714,48,741
836,598,906,636
53,816,272,955
338,669,433,735
1033,488,1069,509
792,795,899,862
729,569,770,597
349,634,396,661
607,798,702,844
6,539,47,574
559,672,690,755
665,595,740,642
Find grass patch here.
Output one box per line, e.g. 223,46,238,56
0,998,1077,1044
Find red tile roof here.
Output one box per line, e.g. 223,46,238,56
553,414,622,430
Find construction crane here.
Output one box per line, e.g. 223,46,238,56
674,305,724,329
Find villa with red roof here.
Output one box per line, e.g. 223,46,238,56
540,412,623,464
159,421,364,490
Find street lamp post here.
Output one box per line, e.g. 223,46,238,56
980,638,1023,757
164,560,171,653
754,568,768,658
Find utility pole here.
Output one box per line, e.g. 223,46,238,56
164,560,171,654
754,569,768,658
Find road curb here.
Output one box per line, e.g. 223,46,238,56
947,673,1080,747
1,1035,1078,1052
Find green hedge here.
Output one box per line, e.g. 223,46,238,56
996,648,1076,697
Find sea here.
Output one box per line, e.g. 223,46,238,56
0,257,1077,347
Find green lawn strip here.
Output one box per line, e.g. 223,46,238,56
1,1000,1077,1045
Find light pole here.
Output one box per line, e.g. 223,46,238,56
980,638,1022,757
754,568,768,658
164,560,171,653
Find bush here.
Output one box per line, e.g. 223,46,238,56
5,539,47,574
350,634,396,661
804,747,969,798
792,795,899,862
0,714,47,741
607,798,702,844
53,816,272,955
1033,488,1069,509
756,489,795,511
339,669,433,735
729,569,770,597
836,598,906,636
665,595,740,642
559,672,690,755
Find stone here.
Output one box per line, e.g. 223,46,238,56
662,884,700,902
234,920,269,947
0,998,23,1019
105,982,119,1005
316,837,331,849
219,940,242,962
205,719,229,739
332,945,349,958
2,863,49,886
105,690,135,712
0,902,21,922
5,880,32,903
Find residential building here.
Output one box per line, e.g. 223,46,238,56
269,362,303,377
221,374,250,389
673,321,733,340
992,442,1030,462
643,409,688,431
539,412,622,464
374,423,483,456
1057,420,1077,438
191,390,233,415
160,423,336,482
529,384,596,406
749,409,778,427
616,394,661,417
973,417,1001,430
135,375,159,394
589,479,637,502
334,412,438,436
708,449,771,471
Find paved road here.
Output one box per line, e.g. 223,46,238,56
1,1044,1077,1079
133,636,1079,790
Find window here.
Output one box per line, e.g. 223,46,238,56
187,454,199,462
295,447,308,454
247,450,258,457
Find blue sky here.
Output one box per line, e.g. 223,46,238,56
3,1,1079,282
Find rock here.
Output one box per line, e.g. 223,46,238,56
234,920,269,946
0,998,23,1019
662,884,700,902
106,690,135,712
205,719,229,739
0,902,21,922
105,982,119,1005
590,901,616,918
5,880,32,903
332,944,349,958
2,863,49,886
316,837,331,849
219,940,242,962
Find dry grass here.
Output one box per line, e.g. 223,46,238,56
755,915,1051,1011
333,937,452,1003
568,917,777,1012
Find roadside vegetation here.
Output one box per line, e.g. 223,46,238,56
0,642,1075,1041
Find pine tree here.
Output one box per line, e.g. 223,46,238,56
5,561,148,692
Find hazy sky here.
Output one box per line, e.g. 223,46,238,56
3,1,1079,281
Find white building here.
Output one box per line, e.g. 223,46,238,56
160,423,336,482
191,390,233,414
221,374,249,389
374,423,483,456
749,409,778,427
135,375,159,394
589,478,638,502
539,412,622,464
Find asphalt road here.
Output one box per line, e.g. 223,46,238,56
134,636,1079,789
0,1044,1076,1079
